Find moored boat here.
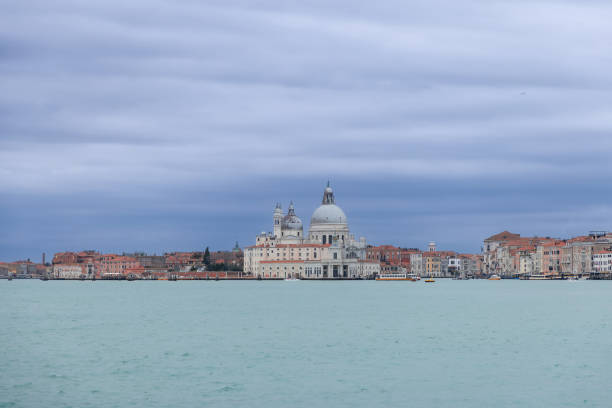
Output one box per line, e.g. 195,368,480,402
376,273,411,281
526,274,548,280
488,274,501,280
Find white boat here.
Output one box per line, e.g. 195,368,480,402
284,278,300,281
376,273,412,281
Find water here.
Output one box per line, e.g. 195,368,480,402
1,280,611,408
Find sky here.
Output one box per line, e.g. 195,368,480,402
1,0,612,261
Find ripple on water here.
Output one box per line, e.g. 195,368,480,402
12,382,32,389
215,384,243,393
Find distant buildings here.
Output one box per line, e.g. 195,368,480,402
243,183,379,279
53,264,84,279
365,245,418,274
3,215,610,280
43,247,244,279
366,242,482,278
1,260,49,279
482,230,612,277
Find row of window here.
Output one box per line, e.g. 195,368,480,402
304,266,323,276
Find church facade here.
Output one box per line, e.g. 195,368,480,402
244,184,380,279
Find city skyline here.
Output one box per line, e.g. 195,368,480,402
2,179,609,262
2,1,612,260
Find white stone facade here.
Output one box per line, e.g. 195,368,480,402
593,251,612,272
53,264,84,279
244,184,379,279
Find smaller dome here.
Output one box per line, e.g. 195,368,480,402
282,215,303,230
281,202,303,231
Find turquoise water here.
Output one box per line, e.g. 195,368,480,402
1,280,611,408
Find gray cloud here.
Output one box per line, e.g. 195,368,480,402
1,0,612,259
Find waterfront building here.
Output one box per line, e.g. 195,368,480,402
482,231,522,275
482,231,556,277
164,252,201,269
366,245,418,273
243,183,379,279
52,250,99,277
448,256,461,276
409,253,423,276
592,249,612,272
98,255,141,278
518,249,536,276
53,264,84,279
538,241,564,275
459,254,482,278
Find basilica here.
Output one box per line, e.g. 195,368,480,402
244,183,380,279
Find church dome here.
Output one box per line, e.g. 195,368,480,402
310,183,348,225
311,204,347,225
282,202,303,231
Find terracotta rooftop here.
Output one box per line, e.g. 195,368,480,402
484,231,521,242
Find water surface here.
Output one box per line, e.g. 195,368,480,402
1,280,611,407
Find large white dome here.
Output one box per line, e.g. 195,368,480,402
311,204,347,225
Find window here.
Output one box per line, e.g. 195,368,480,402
333,253,337,259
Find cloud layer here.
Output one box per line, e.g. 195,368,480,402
1,0,612,260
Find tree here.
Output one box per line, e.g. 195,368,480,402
203,247,210,266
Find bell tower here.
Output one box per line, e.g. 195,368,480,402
273,203,282,238
322,181,335,204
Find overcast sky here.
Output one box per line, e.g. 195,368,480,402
1,0,612,261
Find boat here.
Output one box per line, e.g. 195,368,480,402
284,278,300,281
424,277,435,283
488,274,501,280
526,274,548,280
376,273,411,281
